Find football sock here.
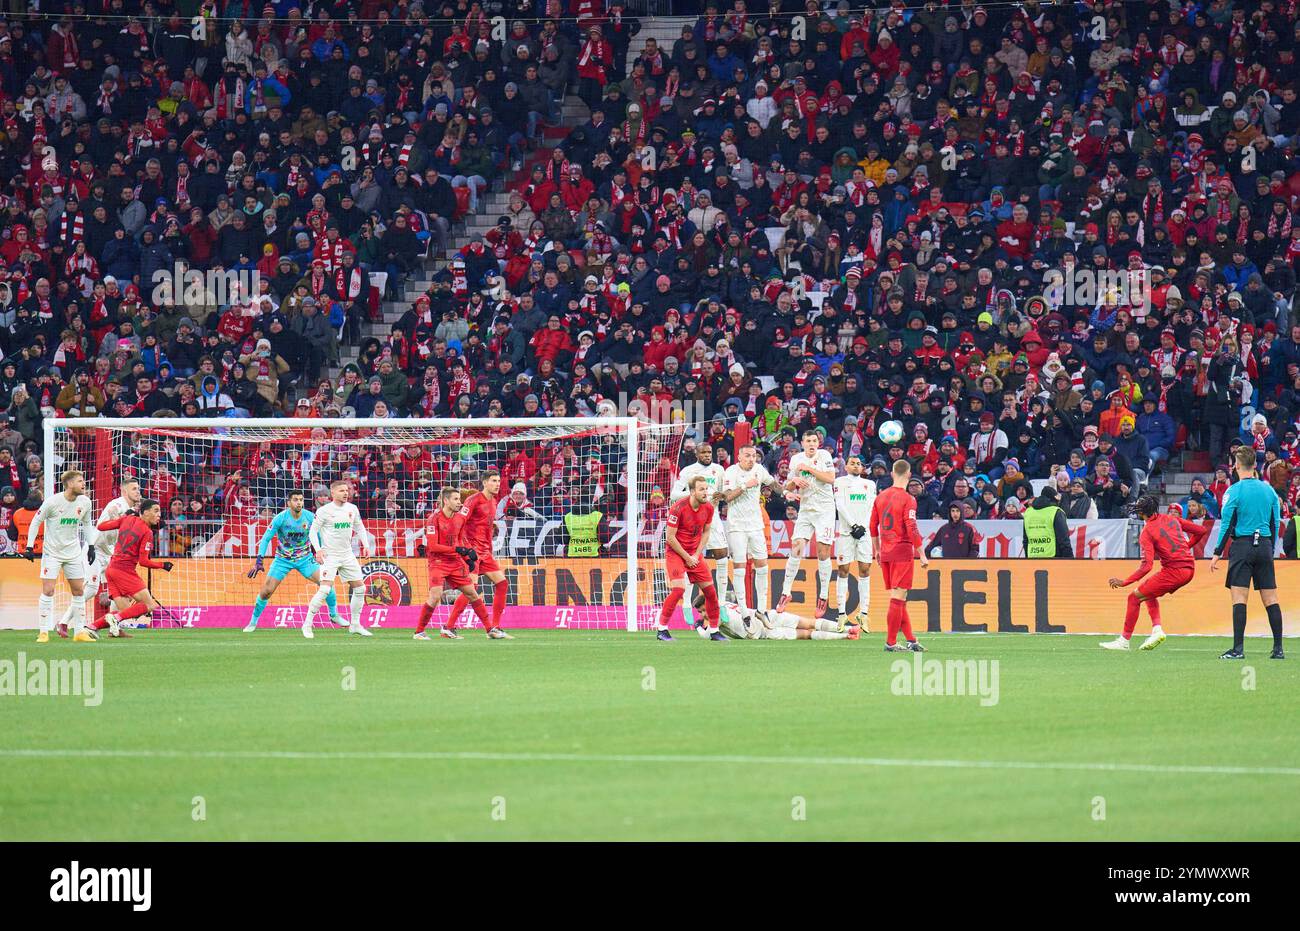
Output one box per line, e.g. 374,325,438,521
754,565,769,611
447,593,470,627
491,579,508,628
714,556,729,603
810,630,847,640
702,583,720,630
471,598,489,626
119,602,150,622
69,593,86,633
1123,593,1141,639
886,598,903,645
1232,602,1247,651
783,551,802,594
814,618,840,632
817,559,832,601
899,603,915,642
416,602,434,633
1266,603,1284,651
250,596,268,627
835,572,849,612
658,587,683,630
1145,596,1161,631
732,565,750,610
857,574,870,617
38,594,54,633
349,587,365,627
305,586,328,627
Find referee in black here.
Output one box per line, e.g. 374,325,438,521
1210,447,1285,659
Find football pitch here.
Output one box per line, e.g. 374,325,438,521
1,628,1296,841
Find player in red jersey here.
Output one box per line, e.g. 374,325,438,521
414,488,495,640
869,459,928,652
444,472,512,637
657,476,724,641
96,499,173,633
1102,493,1211,652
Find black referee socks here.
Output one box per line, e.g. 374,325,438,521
1266,603,1284,652
1232,603,1247,652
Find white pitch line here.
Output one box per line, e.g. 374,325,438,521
1,748,1297,778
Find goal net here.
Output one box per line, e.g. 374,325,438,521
22,417,686,632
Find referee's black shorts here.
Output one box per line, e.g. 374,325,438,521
1225,538,1277,590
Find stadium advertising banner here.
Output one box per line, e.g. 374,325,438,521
1,557,1295,635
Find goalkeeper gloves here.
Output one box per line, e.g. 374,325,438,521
455,546,475,559
247,556,263,578
850,524,866,540
22,546,36,561
86,546,96,565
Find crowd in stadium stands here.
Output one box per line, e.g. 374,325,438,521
2,0,1300,555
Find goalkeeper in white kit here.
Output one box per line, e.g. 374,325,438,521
28,469,98,642
833,454,875,631
303,480,373,639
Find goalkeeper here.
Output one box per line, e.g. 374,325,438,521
691,592,860,641
243,491,340,632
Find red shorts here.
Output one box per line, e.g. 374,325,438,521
105,567,145,600
428,563,472,590
665,550,712,585
1138,565,1195,599
879,559,915,591
474,552,501,575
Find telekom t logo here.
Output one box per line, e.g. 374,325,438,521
555,607,574,628
274,607,296,628
368,607,387,628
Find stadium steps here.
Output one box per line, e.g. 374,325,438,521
314,93,590,389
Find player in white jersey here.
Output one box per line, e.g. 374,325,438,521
671,443,730,605
833,454,876,631
303,480,373,639
58,478,141,639
720,444,777,612
692,593,859,641
779,430,838,617
27,470,98,643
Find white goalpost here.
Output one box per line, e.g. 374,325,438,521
25,417,687,633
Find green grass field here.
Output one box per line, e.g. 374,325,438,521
0,627,1297,840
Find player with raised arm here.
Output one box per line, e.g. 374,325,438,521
721,444,776,613
243,490,340,632
443,472,512,637
778,430,839,617
1101,493,1211,652
96,499,173,631
656,476,724,642
29,470,98,643
414,487,495,639
671,443,731,606
870,458,928,652
833,453,876,631
56,478,141,638
303,480,373,639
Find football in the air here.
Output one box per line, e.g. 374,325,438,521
878,420,904,445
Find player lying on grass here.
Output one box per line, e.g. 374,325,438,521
57,478,140,639
692,592,860,641
29,470,98,643
442,472,511,637
870,458,928,653
1102,493,1210,652
833,453,876,632
243,491,340,632
303,480,373,639
656,475,724,642
96,499,173,633
414,487,501,640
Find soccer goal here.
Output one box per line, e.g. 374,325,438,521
28,417,687,633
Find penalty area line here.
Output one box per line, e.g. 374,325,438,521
1,748,1298,778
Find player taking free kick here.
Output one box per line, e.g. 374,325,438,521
96,499,173,632
244,491,340,632
303,480,373,639
443,472,512,637
28,469,98,643
415,487,497,639
1101,494,1211,652
657,476,724,642
870,459,928,653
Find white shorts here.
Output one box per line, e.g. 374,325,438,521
319,554,364,583
836,535,874,564
85,557,107,590
727,527,768,562
705,514,727,552
792,508,836,546
40,552,86,581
